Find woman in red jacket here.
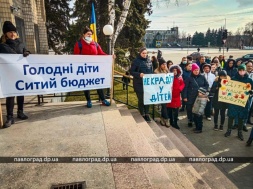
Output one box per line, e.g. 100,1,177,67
73,26,110,108
167,65,185,129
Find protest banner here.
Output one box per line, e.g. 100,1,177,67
0,54,113,127
0,54,113,98
218,79,251,107
143,73,174,105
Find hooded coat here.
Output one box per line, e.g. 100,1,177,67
130,55,153,93
225,59,237,78
227,72,253,119
167,65,185,108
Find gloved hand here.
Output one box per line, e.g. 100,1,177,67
23,51,29,57
248,90,253,95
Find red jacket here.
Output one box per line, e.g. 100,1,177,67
167,65,185,108
73,39,107,55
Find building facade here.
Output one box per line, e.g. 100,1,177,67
144,27,179,48
0,0,48,54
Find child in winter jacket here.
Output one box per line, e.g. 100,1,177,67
192,87,209,116
167,65,185,129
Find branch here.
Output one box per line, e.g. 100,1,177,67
111,0,131,50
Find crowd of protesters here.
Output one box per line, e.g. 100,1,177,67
130,48,253,146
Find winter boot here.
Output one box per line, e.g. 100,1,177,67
17,110,28,120
145,115,152,123
246,138,252,146
238,131,244,141
219,125,223,131
3,116,15,128
165,119,170,128
224,129,231,137
243,125,248,132
160,117,166,126
214,125,218,131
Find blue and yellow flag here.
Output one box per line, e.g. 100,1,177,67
90,2,97,42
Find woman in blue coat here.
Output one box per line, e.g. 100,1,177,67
182,63,209,132
225,64,253,141
130,47,153,122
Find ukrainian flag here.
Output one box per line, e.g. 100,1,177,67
90,2,97,42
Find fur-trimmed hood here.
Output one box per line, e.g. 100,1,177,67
169,65,182,77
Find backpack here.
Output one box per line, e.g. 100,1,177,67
78,40,98,54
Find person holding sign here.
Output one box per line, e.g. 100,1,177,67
130,47,153,122
225,64,253,141
182,63,209,132
73,26,110,108
154,58,169,127
210,70,230,131
0,21,30,128
166,65,185,129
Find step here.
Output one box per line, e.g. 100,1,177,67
117,105,174,189
143,116,211,189
0,102,116,188
100,105,152,189
128,109,197,189
157,118,237,189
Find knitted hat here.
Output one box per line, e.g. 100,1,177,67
238,64,246,71
191,63,200,72
198,87,208,95
2,21,17,34
218,70,227,77
158,58,166,66
139,47,147,54
202,63,211,70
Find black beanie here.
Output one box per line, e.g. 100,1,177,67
158,58,166,66
2,21,17,34
218,70,227,77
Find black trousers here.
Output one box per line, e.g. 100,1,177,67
214,108,226,126
168,108,179,126
136,92,149,115
6,96,24,117
186,104,194,122
84,89,105,101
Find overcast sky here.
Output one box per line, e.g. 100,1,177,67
146,0,253,36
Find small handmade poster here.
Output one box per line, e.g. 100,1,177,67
218,79,251,107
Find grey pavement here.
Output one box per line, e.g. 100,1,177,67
0,96,252,188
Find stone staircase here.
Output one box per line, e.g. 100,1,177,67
0,100,238,188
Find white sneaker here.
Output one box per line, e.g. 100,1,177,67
207,117,211,121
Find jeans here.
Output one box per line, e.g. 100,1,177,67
193,114,203,131
161,104,169,119
6,96,24,117
186,104,194,122
84,89,106,101
204,97,212,117
136,92,149,115
214,108,226,126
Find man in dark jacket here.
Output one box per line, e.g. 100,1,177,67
196,56,206,73
179,57,187,71
225,64,253,141
130,47,153,122
182,63,209,132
